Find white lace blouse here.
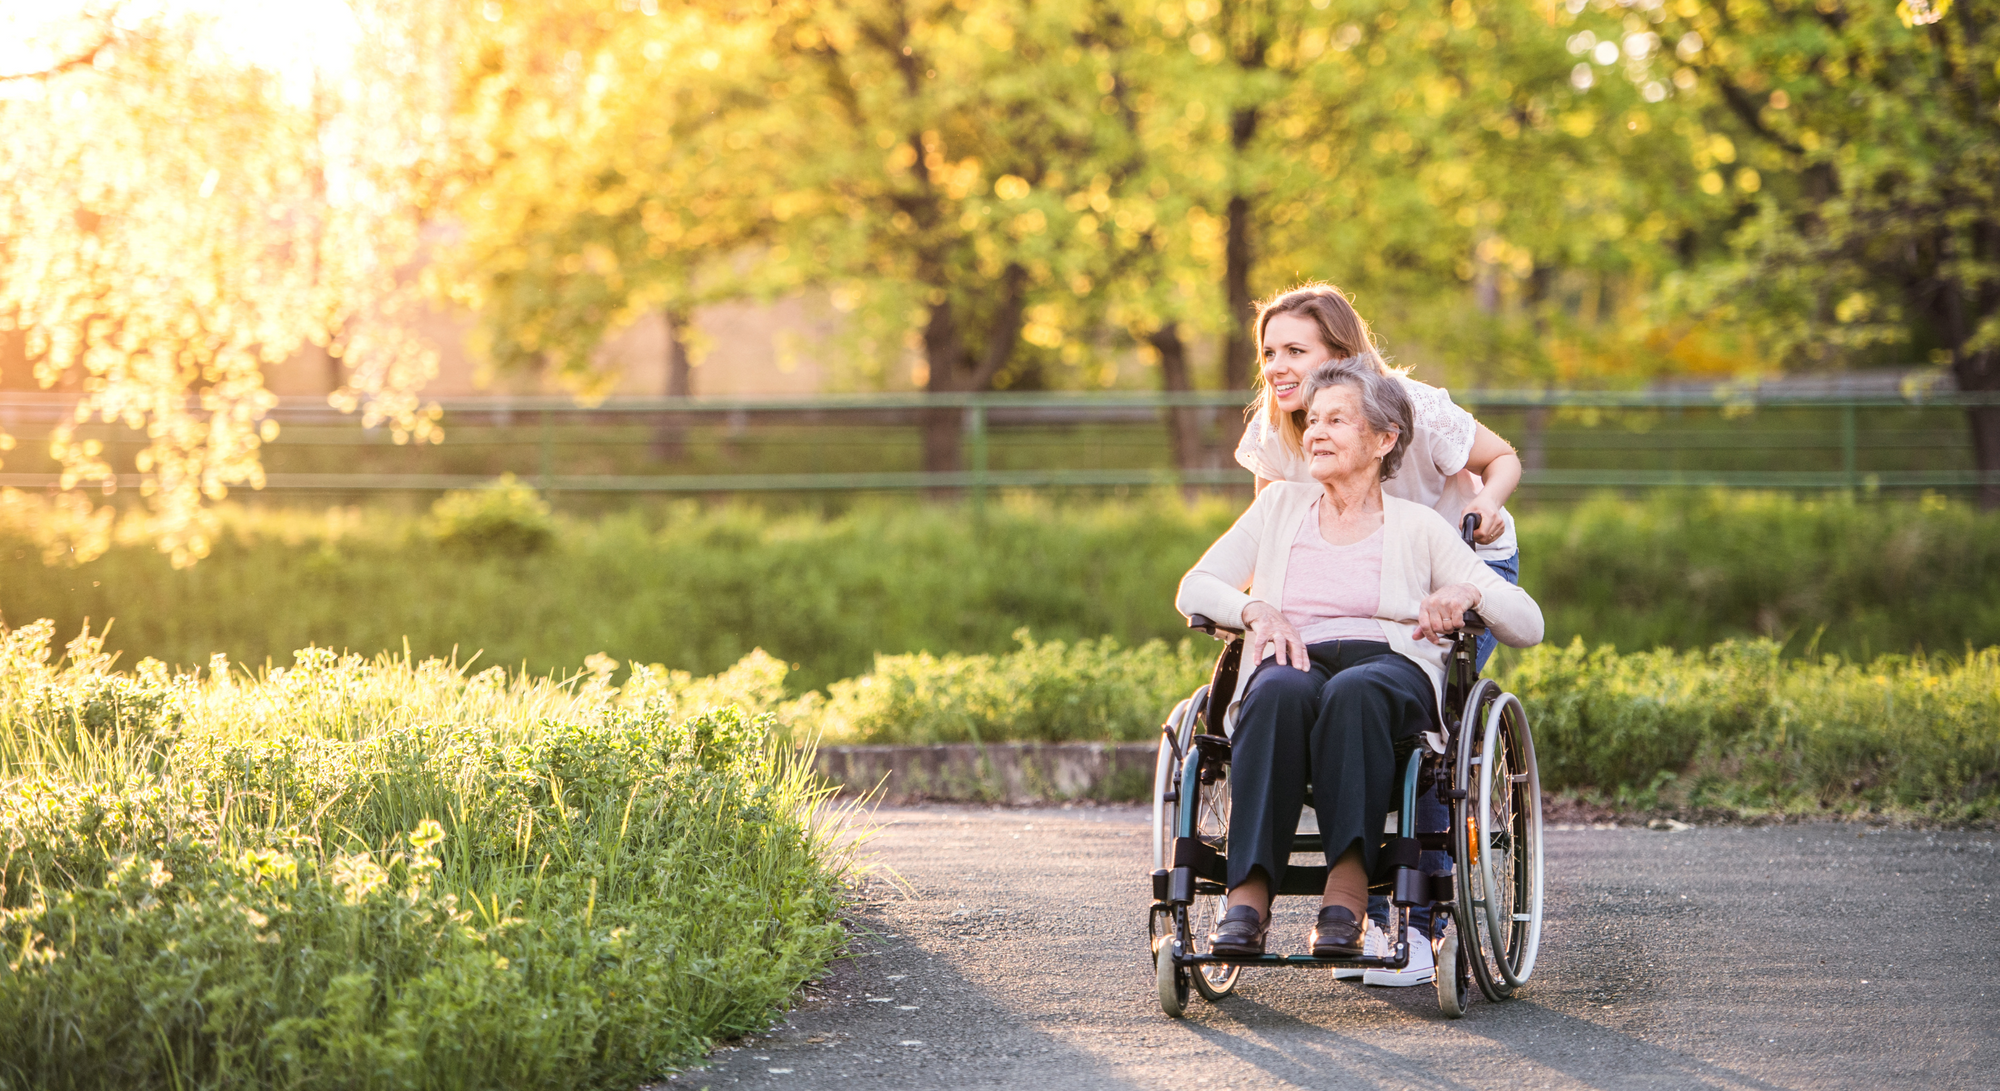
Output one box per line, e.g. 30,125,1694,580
1233,375,1519,560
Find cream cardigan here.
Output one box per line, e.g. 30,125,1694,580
1175,483,1544,735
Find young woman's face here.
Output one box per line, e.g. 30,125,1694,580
1302,384,1393,485
1260,312,1338,413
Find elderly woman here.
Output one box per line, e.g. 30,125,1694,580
1176,357,1544,960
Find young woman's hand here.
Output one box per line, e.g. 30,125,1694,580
1242,601,1309,669
1461,493,1508,545
1414,582,1483,644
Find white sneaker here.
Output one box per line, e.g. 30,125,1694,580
1333,921,1389,979
1363,927,1435,986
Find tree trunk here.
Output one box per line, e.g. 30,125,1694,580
1224,192,1255,391
1969,404,2000,511
1955,347,2000,510
1520,406,1548,472
651,308,692,461
1151,325,1203,477
917,267,1027,487
1222,105,1261,392
921,297,966,486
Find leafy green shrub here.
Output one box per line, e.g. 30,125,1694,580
774,624,2000,816
1506,639,2000,814
0,620,847,1091
784,630,1212,745
1517,490,2000,659
427,474,556,555
6,490,2000,692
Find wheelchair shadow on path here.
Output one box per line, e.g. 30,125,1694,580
1179,989,1792,1091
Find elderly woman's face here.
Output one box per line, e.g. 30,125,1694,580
1303,384,1395,486
1260,312,1337,414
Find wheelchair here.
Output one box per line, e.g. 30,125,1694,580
1148,517,1544,1019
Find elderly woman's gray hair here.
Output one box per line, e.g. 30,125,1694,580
1300,355,1414,480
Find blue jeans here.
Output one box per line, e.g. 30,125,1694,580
1372,551,1520,939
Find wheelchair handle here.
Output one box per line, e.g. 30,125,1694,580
1460,512,1481,546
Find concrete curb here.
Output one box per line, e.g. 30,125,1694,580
812,742,1160,804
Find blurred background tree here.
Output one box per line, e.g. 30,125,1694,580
0,0,458,563
7,0,1997,547
1648,0,2000,504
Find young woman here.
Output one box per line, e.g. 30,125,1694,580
1232,282,1526,983
1238,283,1522,663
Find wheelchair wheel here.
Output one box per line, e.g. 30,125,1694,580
1454,689,1544,1000
1434,926,1469,1019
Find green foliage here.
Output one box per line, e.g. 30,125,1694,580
1654,0,2000,380
428,474,557,556
782,621,2000,815
1507,639,2000,817
1517,490,2000,660
6,492,2000,695
786,630,1212,745
0,620,847,1091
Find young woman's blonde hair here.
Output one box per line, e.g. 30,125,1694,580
1247,282,1401,459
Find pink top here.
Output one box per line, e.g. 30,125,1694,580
1282,498,1385,645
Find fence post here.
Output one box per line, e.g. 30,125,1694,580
1841,402,1858,491
967,400,989,520
539,408,553,494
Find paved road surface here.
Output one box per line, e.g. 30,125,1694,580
665,805,1999,1090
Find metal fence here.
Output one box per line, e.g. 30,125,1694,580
1,389,1994,502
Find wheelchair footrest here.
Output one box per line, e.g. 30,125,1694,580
1183,951,1417,969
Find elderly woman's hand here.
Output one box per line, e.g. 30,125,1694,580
1414,582,1483,645
1242,601,1310,669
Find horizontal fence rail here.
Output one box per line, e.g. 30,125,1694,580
1,389,1995,499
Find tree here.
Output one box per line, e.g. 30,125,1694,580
1652,0,2000,503
444,0,771,400
0,2,458,563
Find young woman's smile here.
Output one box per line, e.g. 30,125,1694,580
1260,312,1339,412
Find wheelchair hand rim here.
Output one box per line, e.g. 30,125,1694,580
1477,691,1543,989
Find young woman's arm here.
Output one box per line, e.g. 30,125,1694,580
1460,423,1522,545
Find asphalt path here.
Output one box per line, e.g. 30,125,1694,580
661,805,2000,1091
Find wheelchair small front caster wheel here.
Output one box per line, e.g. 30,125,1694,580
1157,942,1190,1018
1436,929,1468,1019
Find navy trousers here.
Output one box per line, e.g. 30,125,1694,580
1226,640,1435,894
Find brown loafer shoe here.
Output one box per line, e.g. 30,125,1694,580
1208,905,1267,957
1310,905,1364,958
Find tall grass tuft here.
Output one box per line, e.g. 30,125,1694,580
0,620,848,1091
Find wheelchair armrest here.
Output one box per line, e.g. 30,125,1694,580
1187,613,1244,639
1461,609,1488,633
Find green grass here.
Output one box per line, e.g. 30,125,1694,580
0,621,844,1091
6,488,2000,694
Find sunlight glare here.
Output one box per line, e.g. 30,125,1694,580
0,0,360,102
